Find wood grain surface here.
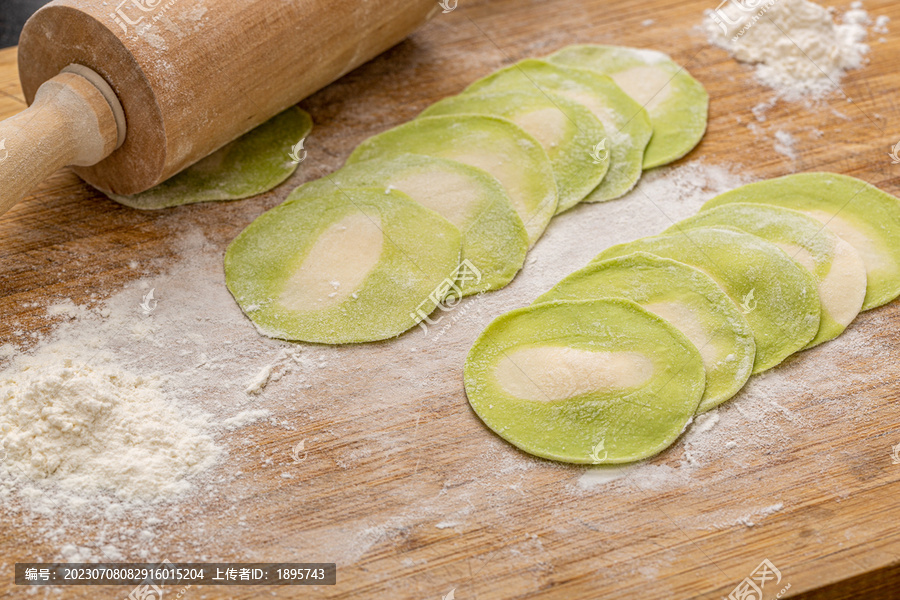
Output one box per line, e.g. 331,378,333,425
2,0,900,598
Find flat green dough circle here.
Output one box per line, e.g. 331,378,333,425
593,227,820,373
534,252,755,412
666,203,867,347
286,154,527,296
347,115,558,247
464,58,652,202
546,45,708,169
225,187,462,344
464,299,705,464
702,172,900,311
107,107,313,209
421,88,608,213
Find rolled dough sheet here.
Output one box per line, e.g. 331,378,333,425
225,186,462,344
464,298,705,464
105,107,313,210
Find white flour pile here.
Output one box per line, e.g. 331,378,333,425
0,348,219,505
704,0,885,99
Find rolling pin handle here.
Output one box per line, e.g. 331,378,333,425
0,65,125,217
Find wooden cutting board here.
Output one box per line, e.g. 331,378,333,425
2,0,900,598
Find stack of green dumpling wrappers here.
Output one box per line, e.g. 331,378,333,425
92,39,898,468
465,173,900,465
217,45,709,344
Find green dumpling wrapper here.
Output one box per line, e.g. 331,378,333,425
547,45,708,169
347,114,558,248
225,187,462,344
286,154,528,296
465,298,705,464
666,202,867,347
463,58,652,202
535,252,755,412
421,88,608,213
107,107,313,209
593,227,820,373
702,172,900,311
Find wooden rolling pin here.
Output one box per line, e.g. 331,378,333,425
0,0,438,216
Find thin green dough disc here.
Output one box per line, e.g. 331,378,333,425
107,107,313,209
464,299,705,464
286,154,528,296
421,89,608,213
225,187,462,344
665,203,867,347
534,253,755,412
463,59,652,203
547,45,708,169
593,227,820,373
347,115,558,247
702,172,900,311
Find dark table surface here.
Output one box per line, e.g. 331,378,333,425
1,0,51,48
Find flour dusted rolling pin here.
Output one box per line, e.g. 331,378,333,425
0,0,438,216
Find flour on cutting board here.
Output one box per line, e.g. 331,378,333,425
707,0,885,157
2,159,891,571
0,352,219,504
222,409,272,430
773,130,797,160
704,0,886,100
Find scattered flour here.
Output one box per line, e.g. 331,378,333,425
704,0,882,99
706,502,785,529
751,98,776,122
577,465,634,488
222,409,271,430
244,349,298,394
245,363,275,395
45,299,86,319
693,410,720,434
0,349,219,504
773,129,797,159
